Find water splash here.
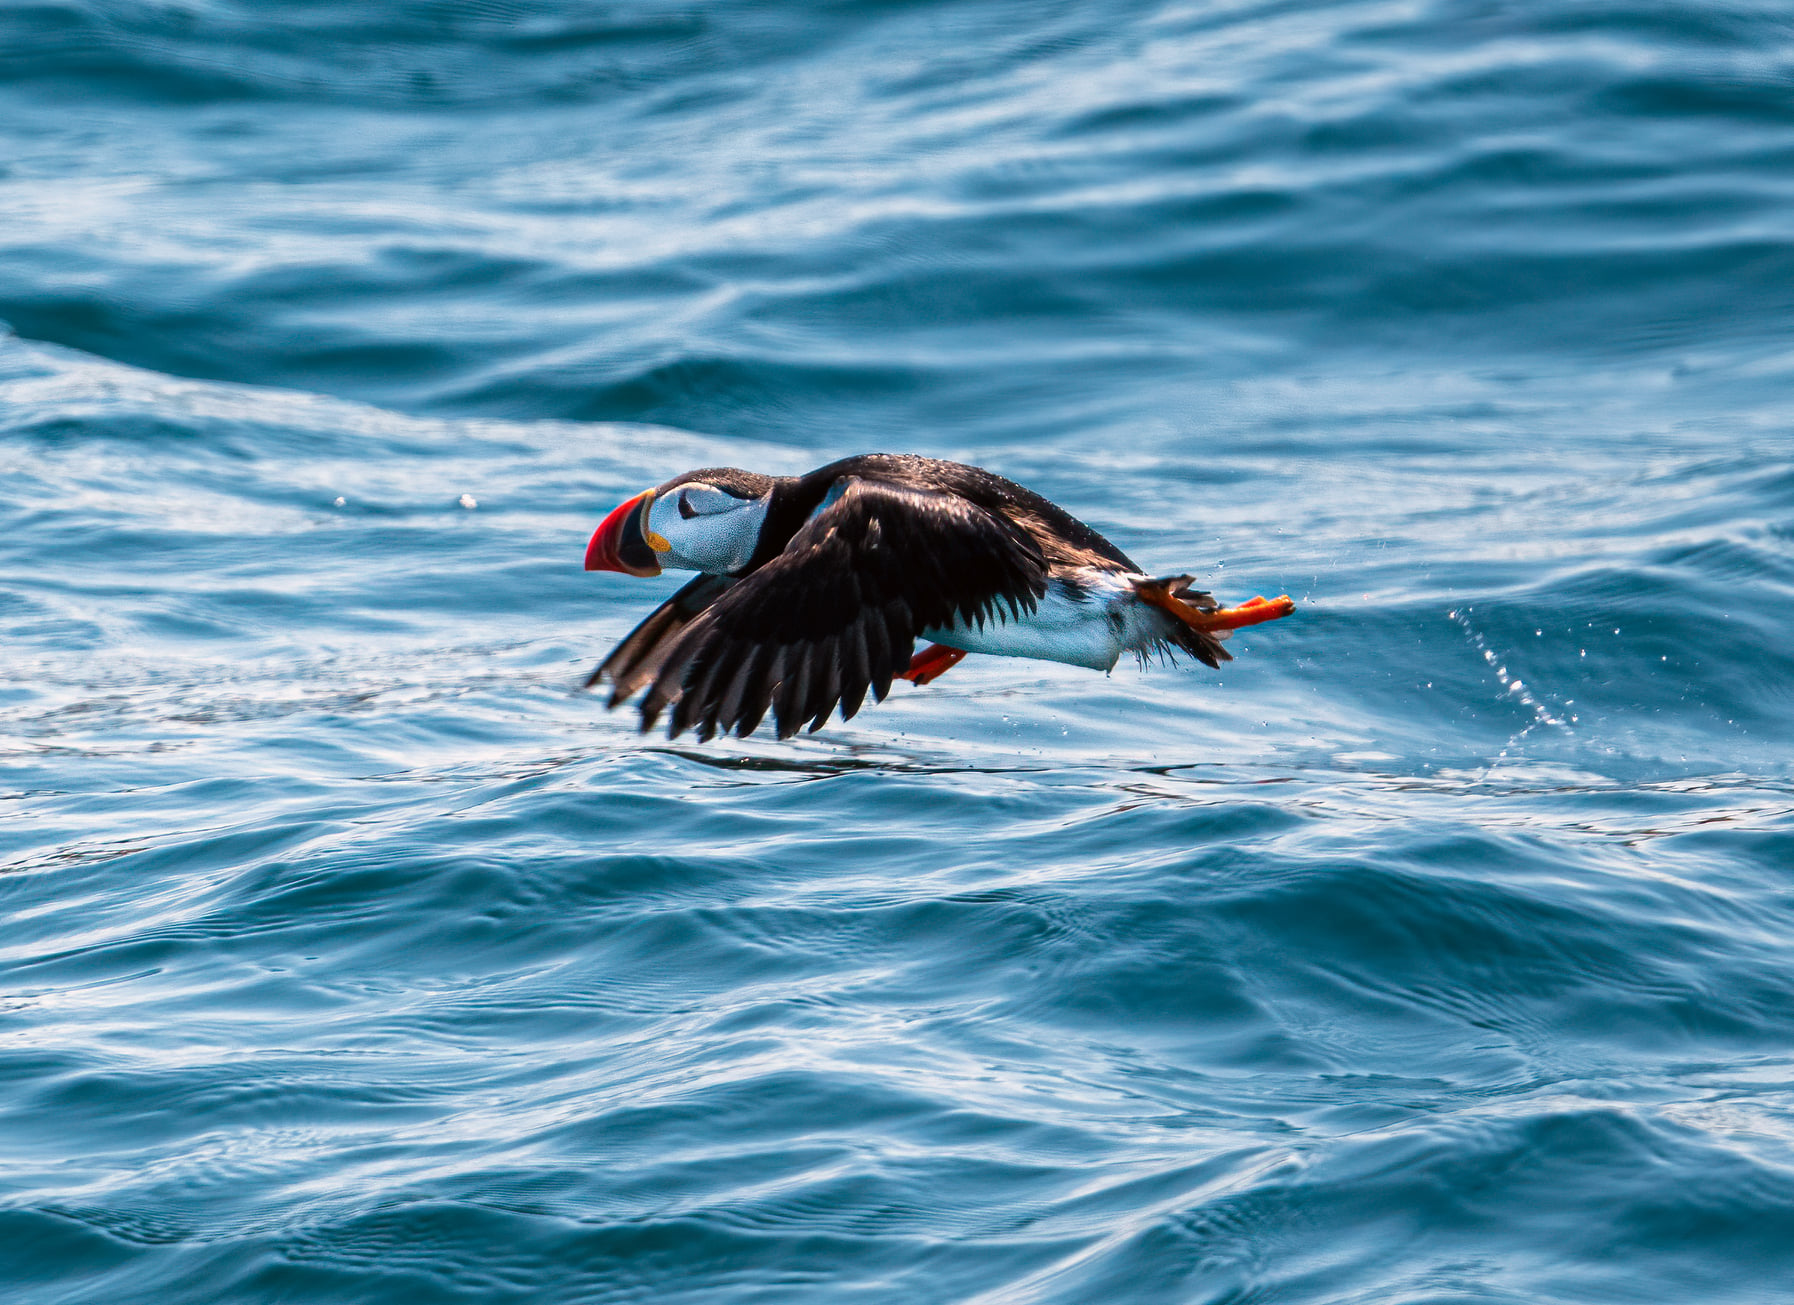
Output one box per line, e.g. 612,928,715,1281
1449,606,1576,781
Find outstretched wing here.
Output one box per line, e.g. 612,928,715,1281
639,478,1049,741
586,573,736,708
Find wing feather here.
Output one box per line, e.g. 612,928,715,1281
805,651,842,734
734,646,782,741
585,574,735,707
772,648,812,739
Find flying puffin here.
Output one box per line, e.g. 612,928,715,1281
583,454,1293,741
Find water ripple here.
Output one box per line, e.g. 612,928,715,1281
5,1,1794,1301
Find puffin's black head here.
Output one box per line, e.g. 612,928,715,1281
585,467,775,577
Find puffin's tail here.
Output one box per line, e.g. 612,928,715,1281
1131,574,1295,669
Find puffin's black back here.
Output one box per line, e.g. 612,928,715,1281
745,454,1139,575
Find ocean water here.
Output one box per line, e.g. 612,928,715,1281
4,1,1793,1301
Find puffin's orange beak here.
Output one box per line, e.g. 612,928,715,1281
585,489,664,577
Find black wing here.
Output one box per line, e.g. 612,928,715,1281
585,573,736,708
637,478,1049,741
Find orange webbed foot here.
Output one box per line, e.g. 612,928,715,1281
1134,580,1296,632
1203,594,1297,630
899,643,968,686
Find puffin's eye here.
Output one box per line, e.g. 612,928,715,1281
677,485,745,518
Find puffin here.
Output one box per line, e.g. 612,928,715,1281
582,454,1293,741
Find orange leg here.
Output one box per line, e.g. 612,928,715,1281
899,643,968,685
1134,581,1296,632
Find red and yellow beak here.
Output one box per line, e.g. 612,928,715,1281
585,489,670,577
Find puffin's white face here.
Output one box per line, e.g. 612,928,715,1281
642,481,769,574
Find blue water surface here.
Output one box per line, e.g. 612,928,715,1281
4,2,1793,1302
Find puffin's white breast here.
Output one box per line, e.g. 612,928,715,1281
921,571,1158,671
